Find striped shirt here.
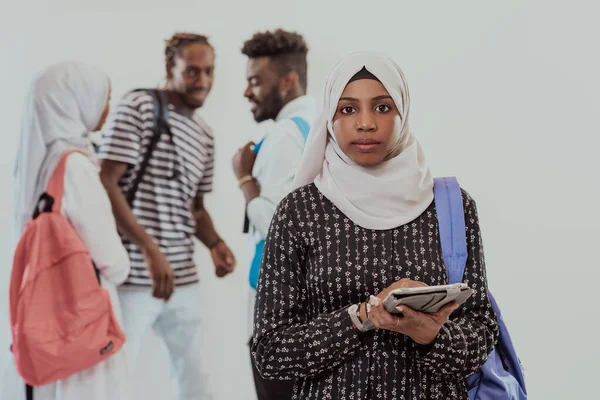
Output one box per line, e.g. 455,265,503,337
97,90,214,286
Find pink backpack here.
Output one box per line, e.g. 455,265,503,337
10,150,125,387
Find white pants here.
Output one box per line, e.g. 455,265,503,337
118,284,212,400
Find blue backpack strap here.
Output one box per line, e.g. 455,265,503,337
252,116,309,156
252,138,265,155
433,177,468,284
290,116,310,141
435,177,527,400
249,240,265,290
249,116,311,289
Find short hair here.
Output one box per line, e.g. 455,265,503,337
241,29,308,91
165,32,213,66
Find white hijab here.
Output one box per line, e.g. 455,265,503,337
292,51,434,230
13,62,109,241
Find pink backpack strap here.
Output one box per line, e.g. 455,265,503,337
12,150,85,319
45,150,85,213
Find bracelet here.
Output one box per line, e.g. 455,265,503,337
207,237,222,249
238,175,254,188
348,304,374,332
361,303,374,331
348,304,360,330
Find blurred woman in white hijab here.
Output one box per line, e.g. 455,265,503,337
2,62,131,400
251,51,497,399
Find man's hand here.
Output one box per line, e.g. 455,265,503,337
210,240,236,277
232,142,257,180
143,246,175,301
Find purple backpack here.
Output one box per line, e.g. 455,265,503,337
433,177,527,400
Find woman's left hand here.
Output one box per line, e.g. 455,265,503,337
367,295,458,345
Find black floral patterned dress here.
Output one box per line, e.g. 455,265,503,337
251,184,498,400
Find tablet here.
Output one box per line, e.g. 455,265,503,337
382,283,473,315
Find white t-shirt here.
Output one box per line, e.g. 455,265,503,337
246,95,317,338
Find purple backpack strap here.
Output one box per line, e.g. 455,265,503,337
433,177,467,284
434,176,527,400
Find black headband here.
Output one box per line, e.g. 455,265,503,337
348,67,381,83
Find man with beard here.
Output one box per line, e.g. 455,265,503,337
232,29,316,400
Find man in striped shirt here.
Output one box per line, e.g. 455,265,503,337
98,33,235,399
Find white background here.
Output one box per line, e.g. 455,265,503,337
1,0,598,398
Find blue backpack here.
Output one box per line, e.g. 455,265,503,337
433,177,527,400
248,116,311,289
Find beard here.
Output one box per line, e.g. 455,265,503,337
252,86,285,123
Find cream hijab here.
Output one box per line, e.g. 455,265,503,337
13,62,109,241
292,51,433,230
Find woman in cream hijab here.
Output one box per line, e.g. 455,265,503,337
251,51,498,399
2,62,131,400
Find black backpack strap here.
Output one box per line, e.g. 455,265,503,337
26,383,33,400
92,262,101,284
31,193,55,220
124,89,172,206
